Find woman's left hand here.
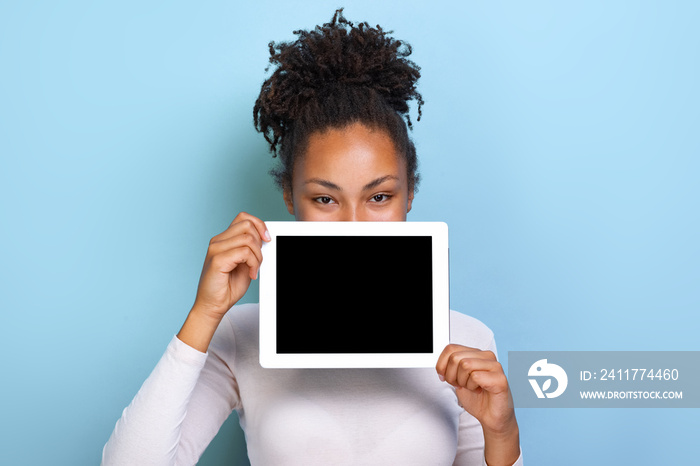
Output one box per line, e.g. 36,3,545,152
436,344,520,465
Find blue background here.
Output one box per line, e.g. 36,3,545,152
1,1,698,464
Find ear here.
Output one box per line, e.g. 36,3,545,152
406,189,414,213
283,188,295,216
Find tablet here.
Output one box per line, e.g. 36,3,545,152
259,221,449,368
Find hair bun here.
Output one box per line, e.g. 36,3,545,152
254,8,423,154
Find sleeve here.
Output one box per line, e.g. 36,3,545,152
101,317,242,466
449,313,524,466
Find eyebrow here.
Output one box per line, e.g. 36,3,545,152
304,175,398,192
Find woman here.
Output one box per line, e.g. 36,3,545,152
103,9,522,465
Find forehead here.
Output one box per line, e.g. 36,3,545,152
296,123,405,180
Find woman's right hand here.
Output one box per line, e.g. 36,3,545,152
192,212,271,322
178,212,270,353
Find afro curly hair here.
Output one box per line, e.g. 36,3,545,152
253,8,424,192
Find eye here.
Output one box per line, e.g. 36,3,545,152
370,193,392,203
314,196,335,205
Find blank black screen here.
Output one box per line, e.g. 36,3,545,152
276,236,433,353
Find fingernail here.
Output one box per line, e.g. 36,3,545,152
264,230,271,242
438,374,445,382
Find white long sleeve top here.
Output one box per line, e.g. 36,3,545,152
102,304,523,465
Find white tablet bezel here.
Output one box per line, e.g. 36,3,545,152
259,221,450,368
